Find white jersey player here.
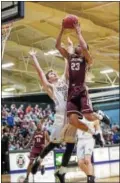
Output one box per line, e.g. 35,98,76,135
29,49,69,144
50,76,68,143
28,49,90,180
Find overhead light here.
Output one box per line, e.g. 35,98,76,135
4,88,15,92
100,69,113,74
2,62,14,68
44,50,59,56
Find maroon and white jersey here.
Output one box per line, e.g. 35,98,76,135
68,54,87,89
33,130,45,148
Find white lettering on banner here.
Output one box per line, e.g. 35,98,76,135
93,148,109,162
109,146,119,160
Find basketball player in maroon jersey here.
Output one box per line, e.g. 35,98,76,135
23,121,50,183
56,21,103,143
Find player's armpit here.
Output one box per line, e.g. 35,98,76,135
56,46,69,59
43,84,54,100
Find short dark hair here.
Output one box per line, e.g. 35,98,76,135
45,70,53,80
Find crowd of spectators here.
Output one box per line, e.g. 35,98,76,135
101,122,120,144
2,103,55,151
1,103,120,152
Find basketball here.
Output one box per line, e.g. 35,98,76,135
63,15,78,29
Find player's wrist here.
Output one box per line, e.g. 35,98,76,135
61,27,64,33
76,29,81,35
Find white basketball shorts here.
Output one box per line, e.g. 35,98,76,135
77,138,95,160
50,114,64,143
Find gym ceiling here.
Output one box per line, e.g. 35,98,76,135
2,2,119,95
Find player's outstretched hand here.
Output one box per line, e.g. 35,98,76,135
29,49,37,56
73,22,81,34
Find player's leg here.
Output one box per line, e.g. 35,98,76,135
55,142,75,183
77,139,95,183
80,91,104,146
31,142,59,174
85,138,95,183
24,152,36,183
67,101,90,132
60,124,76,172
81,89,103,126
31,122,63,174
77,140,88,174
24,162,33,183
55,124,76,183
84,155,95,183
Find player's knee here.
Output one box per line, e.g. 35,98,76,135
69,114,74,124
69,114,77,124
78,159,84,167
84,158,91,165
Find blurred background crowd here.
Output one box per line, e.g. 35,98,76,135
1,103,120,174
2,103,55,151
2,103,120,151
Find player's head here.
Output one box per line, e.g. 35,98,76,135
45,70,59,83
37,122,42,131
74,44,89,55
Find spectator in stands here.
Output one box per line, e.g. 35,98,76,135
11,104,17,116
17,105,24,120
7,112,14,129
113,127,120,144
26,104,32,114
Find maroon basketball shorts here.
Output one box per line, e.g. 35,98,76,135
29,146,43,162
67,86,93,117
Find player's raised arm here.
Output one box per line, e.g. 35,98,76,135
45,131,50,145
55,21,69,59
29,50,53,98
63,58,69,81
74,23,93,66
63,37,74,81
67,37,74,54
24,133,35,149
